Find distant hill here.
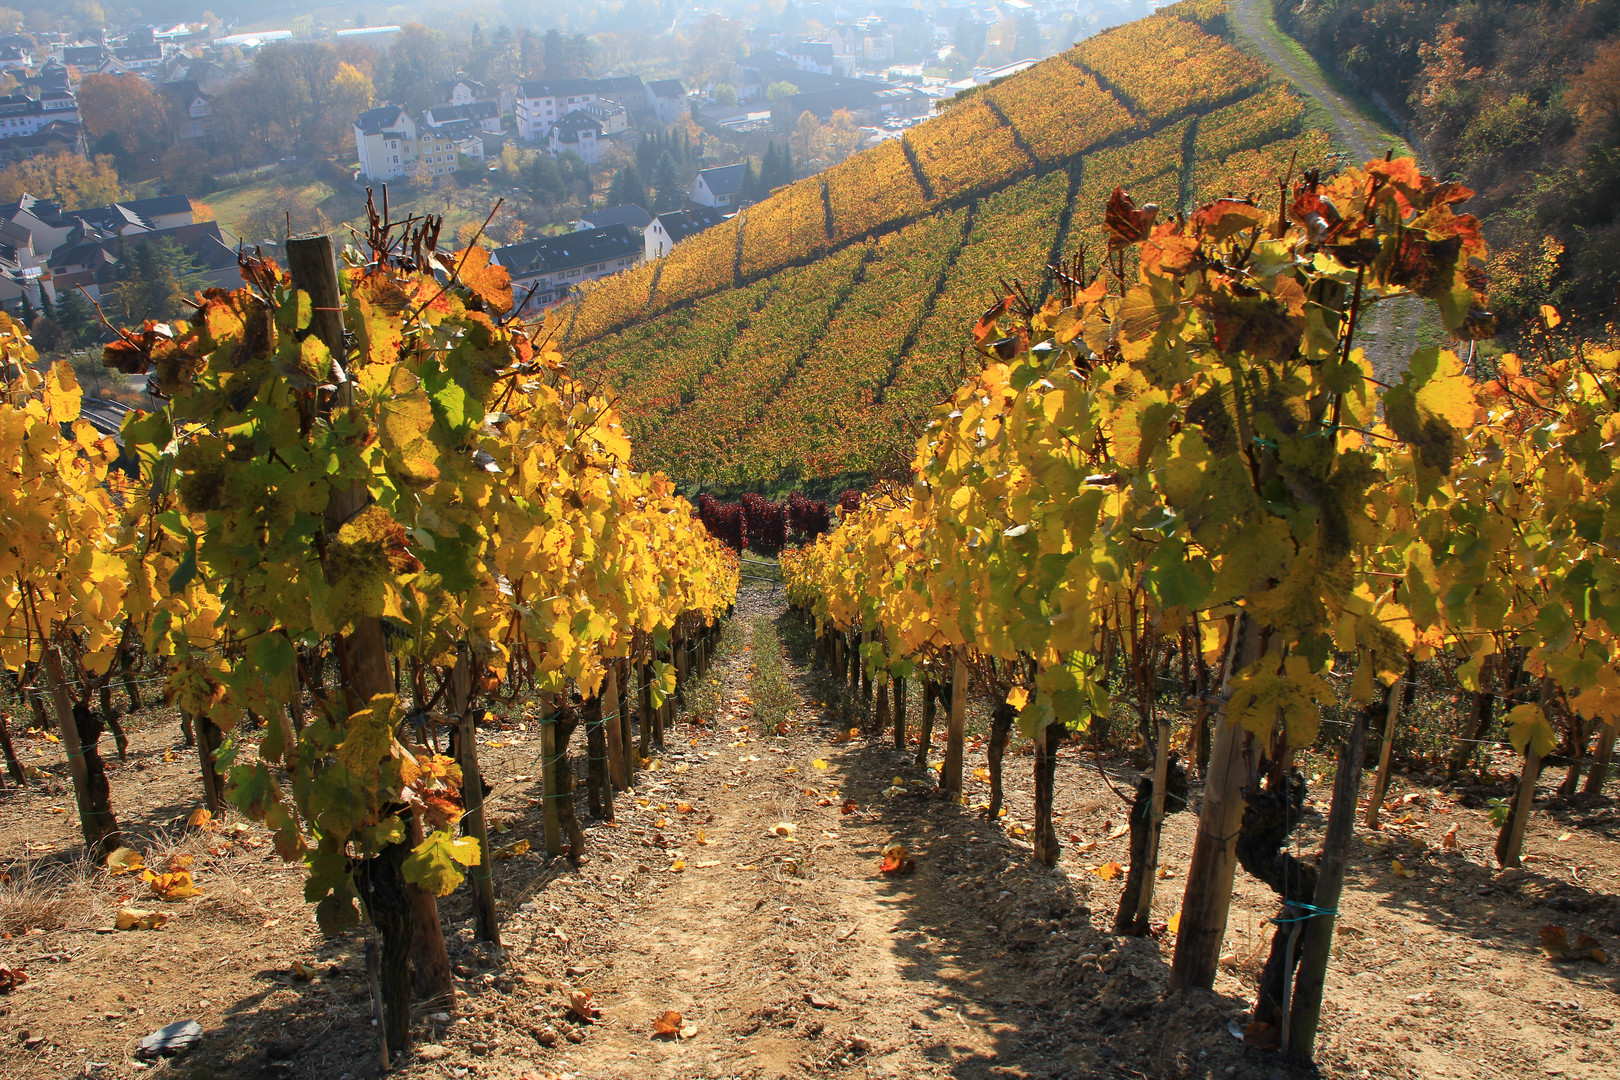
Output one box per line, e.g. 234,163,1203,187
1277,0,1620,325
557,0,1336,489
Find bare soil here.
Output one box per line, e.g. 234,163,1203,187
2,584,1617,1080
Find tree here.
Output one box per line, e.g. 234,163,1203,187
563,33,595,79
107,238,208,326
766,81,800,104
77,74,166,153
387,24,454,113
607,163,646,208
332,61,376,118
18,289,34,329
0,151,124,209
54,289,98,348
542,28,565,77
712,83,738,107
1567,40,1620,143
651,151,683,211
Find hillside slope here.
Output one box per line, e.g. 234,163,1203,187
559,0,1340,488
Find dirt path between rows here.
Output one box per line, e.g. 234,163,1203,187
3,582,1619,1080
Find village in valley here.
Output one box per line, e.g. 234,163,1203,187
0,0,1162,341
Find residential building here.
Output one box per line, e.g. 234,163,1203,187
424,78,503,134
647,79,688,124
689,164,748,208
576,204,651,235
491,225,643,310
547,112,605,166
158,80,216,146
643,207,724,262
0,121,84,164
62,45,109,71
515,78,602,142
415,127,463,178
0,45,32,72
0,95,70,141
578,99,629,136
355,103,484,181
354,105,417,181
595,76,646,112
423,100,502,134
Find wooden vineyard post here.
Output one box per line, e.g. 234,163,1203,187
603,662,628,790
40,645,121,859
541,711,563,857
1364,657,1411,829
941,652,968,796
674,622,689,699
873,670,891,734
1585,719,1620,794
1129,708,1174,931
1496,742,1544,868
450,648,500,945
1287,699,1372,1058
195,714,224,814
916,678,937,767
289,233,454,1019
0,709,23,785
860,630,873,703
637,657,654,760
1169,618,1268,993
892,676,907,750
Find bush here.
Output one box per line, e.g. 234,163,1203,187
786,493,830,540
740,493,786,555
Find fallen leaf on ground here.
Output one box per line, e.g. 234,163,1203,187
115,908,168,931
695,830,710,845
805,992,835,1009
676,802,695,814
841,799,858,815
879,843,915,875
186,808,213,831
570,989,601,1021
1169,911,1182,933
0,966,25,993
107,847,145,876
495,839,530,859
1390,858,1415,879
1105,822,1129,840
771,822,797,838
652,1010,683,1037
143,868,202,900
680,1021,698,1038
1440,824,1459,850
670,858,686,872
1540,925,1608,963
290,961,315,981
812,759,829,770
1092,861,1123,881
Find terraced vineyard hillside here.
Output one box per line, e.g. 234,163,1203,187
561,0,1337,486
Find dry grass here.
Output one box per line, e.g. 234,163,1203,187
0,855,104,934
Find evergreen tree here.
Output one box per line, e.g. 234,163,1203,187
652,151,682,212
108,238,208,325
38,285,51,321
607,164,646,208
529,153,565,204
636,132,656,175
740,159,761,203
557,151,593,202
55,289,97,348
18,289,34,329
542,28,565,78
